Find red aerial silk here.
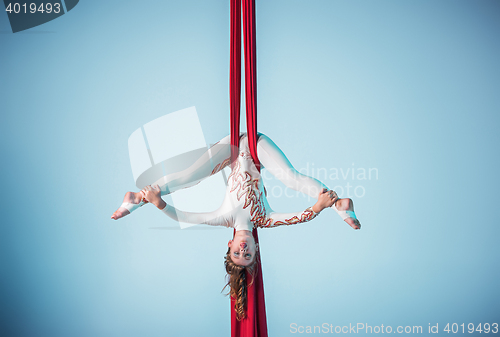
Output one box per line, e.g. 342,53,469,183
229,0,241,167
230,0,260,171
229,0,267,336
230,228,267,337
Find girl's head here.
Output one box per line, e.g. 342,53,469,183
224,230,259,320
227,230,259,266
224,246,257,320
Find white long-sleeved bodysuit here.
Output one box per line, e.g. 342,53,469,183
155,133,351,230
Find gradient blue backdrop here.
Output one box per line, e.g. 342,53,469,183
1,1,499,336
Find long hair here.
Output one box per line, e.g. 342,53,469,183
223,247,258,320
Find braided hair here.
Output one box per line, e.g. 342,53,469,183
223,247,257,320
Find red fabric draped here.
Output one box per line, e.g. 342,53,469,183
230,0,241,166
230,228,267,337
242,0,260,171
230,0,267,336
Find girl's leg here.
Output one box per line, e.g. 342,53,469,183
112,135,233,220
257,134,327,198
256,134,360,229
153,135,232,196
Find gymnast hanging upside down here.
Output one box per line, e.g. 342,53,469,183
111,133,360,318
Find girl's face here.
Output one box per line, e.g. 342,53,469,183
228,231,258,266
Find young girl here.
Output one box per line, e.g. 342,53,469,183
111,133,360,318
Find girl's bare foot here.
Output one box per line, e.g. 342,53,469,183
111,192,147,220
334,198,361,230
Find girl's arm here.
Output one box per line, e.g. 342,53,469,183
160,204,232,228
257,206,318,229
143,185,232,227
257,189,335,229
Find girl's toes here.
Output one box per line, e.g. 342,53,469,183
353,219,361,229
345,217,361,230
111,207,130,220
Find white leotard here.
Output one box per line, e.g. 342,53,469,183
160,135,319,230
154,133,358,230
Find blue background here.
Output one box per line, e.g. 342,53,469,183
1,0,499,336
